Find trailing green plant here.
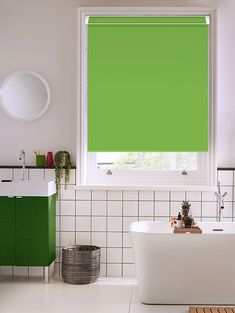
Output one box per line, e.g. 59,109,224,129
54,151,71,195
181,200,191,217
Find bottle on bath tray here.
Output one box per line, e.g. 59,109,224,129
176,212,182,228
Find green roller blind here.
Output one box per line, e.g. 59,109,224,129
87,16,209,152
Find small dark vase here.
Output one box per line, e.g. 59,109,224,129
184,216,193,228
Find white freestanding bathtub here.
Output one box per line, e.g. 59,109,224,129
131,221,235,304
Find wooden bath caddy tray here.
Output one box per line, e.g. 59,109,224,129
189,307,235,313
173,226,202,234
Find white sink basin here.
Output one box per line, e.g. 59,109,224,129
0,180,56,196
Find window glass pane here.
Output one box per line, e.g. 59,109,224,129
96,152,197,170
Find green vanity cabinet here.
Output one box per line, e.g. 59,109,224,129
0,197,15,265
0,194,56,267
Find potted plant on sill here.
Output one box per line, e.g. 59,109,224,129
54,151,71,195
181,200,193,228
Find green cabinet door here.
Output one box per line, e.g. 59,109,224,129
15,195,56,266
0,197,15,265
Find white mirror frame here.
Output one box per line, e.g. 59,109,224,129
0,70,51,122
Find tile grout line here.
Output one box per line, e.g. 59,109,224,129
169,191,171,221
106,190,108,277
75,190,77,244
121,189,124,277
232,170,234,222
90,190,93,246
153,190,156,221
200,190,203,221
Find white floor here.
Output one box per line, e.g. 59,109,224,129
0,277,190,313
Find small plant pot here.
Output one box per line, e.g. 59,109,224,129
184,216,193,228
36,155,45,167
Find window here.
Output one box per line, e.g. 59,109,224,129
78,7,215,187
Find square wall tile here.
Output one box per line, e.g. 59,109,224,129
56,217,60,231
222,202,233,218
91,232,106,247
107,232,122,247
139,216,154,221
92,190,106,200
139,191,154,201
221,186,233,201
155,201,169,217
107,201,122,216
123,190,138,200
202,191,217,202
76,200,91,215
156,216,169,221
190,202,201,217
13,266,28,276
139,201,154,216
60,216,75,232
76,190,91,200
123,264,135,277
56,201,60,215
100,248,106,263
76,232,90,245
107,264,122,277
76,216,91,231
92,216,106,231
29,267,43,277
0,266,12,275
171,191,186,201
123,232,132,248
0,168,13,180
56,248,60,262
186,191,202,202
171,202,182,217
100,263,107,277
107,216,122,232
92,201,106,215
45,168,55,181
218,170,233,185
156,190,169,201
56,231,60,246
123,216,138,232
108,190,122,200
29,168,44,180
123,248,134,263
68,169,76,185
13,168,28,180
123,201,138,216
107,248,122,263
60,231,75,246
60,201,75,215
202,202,217,217
60,186,75,200
201,217,217,222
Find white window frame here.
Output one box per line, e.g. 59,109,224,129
77,6,216,188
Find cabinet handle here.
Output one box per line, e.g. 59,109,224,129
16,196,23,199
8,196,14,198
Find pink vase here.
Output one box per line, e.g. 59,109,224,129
46,152,54,167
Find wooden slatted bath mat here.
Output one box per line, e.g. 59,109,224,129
189,307,235,313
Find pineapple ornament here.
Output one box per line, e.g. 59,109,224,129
181,200,193,228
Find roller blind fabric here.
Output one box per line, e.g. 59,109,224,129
87,16,209,152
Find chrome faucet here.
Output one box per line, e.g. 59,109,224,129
19,150,26,180
216,181,228,221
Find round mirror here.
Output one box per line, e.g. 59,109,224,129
0,71,51,121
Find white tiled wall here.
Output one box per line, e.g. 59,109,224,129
0,167,233,278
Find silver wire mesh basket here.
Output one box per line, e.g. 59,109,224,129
62,245,101,284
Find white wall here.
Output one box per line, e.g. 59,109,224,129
0,0,234,167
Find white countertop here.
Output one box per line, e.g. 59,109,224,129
0,180,56,196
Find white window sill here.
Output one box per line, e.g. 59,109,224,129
75,184,217,191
